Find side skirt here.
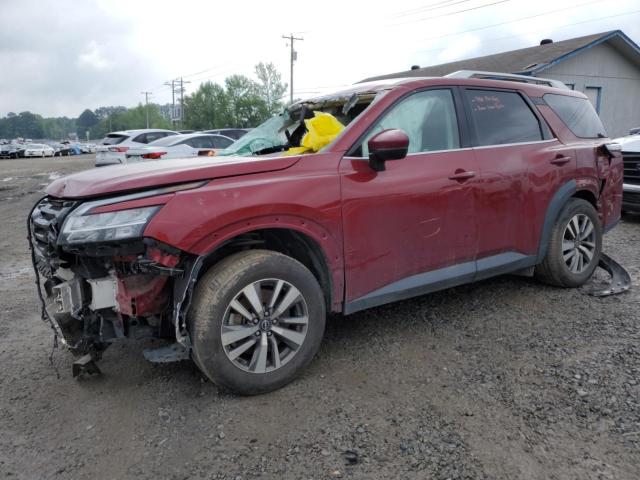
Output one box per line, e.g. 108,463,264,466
343,252,537,315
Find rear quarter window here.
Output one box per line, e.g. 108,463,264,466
102,134,127,145
543,94,607,138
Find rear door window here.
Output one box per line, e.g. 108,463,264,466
543,94,607,138
188,136,214,148
464,89,543,146
211,136,233,148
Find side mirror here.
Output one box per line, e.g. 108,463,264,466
368,129,409,172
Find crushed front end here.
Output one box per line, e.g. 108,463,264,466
28,194,198,375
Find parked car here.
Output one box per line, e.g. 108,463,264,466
51,143,71,156
0,143,20,159
612,133,640,213
202,128,250,140
29,72,622,395
80,143,97,154
95,129,178,166
23,143,54,157
125,133,234,162
68,144,82,155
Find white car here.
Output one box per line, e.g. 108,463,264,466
95,129,178,166
613,130,640,214
80,143,97,154
124,133,234,162
23,144,55,157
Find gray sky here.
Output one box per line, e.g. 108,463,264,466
1,0,639,118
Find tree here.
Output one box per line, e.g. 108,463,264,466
184,81,230,130
77,109,99,138
225,75,269,128
255,62,287,116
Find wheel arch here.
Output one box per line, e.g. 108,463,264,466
536,180,577,262
197,226,342,312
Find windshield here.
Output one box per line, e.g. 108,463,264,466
218,91,381,157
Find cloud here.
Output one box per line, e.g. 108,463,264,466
78,41,113,70
0,0,639,118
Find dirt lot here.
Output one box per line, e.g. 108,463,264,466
0,155,639,480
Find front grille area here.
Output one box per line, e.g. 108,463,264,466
623,191,640,207
30,197,77,276
623,152,640,186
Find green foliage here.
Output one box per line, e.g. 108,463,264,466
184,62,287,130
0,62,287,140
0,111,46,139
183,81,229,130
90,104,172,138
254,62,287,115
76,109,99,139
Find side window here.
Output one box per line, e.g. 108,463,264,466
211,136,233,148
464,89,543,146
356,89,460,157
145,132,167,144
189,136,213,148
132,133,147,143
543,94,607,138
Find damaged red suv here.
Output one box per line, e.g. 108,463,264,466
29,71,623,394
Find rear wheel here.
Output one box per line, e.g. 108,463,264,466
189,250,326,395
535,198,602,287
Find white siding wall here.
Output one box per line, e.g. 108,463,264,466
535,42,640,138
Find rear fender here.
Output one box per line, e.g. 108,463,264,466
537,180,576,262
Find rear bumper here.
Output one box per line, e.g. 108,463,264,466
95,152,125,166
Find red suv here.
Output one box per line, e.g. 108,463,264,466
29,72,623,394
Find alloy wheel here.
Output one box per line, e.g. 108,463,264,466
562,213,596,274
221,278,309,374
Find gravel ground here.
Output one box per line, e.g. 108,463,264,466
0,155,639,480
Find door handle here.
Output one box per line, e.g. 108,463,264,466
550,155,572,166
448,170,476,181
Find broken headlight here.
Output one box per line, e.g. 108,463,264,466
59,206,160,244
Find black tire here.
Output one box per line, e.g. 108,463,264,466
535,198,602,287
189,250,326,395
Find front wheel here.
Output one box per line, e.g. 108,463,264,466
535,198,602,287
189,250,326,395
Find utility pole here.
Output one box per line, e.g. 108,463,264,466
141,91,152,128
164,79,177,128
179,77,191,128
282,34,303,104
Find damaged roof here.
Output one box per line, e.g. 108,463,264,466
361,30,640,82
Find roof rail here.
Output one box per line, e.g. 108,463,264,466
445,70,569,90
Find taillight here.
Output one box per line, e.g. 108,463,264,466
141,152,166,159
108,146,129,153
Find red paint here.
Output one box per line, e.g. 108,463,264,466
116,275,170,317
50,77,622,312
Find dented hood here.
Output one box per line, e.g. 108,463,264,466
46,155,300,198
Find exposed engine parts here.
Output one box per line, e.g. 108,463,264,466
28,195,194,375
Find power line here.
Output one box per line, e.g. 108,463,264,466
411,7,640,57
416,0,604,42
388,0,510,27
393,0,475,18
283,34,303,104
